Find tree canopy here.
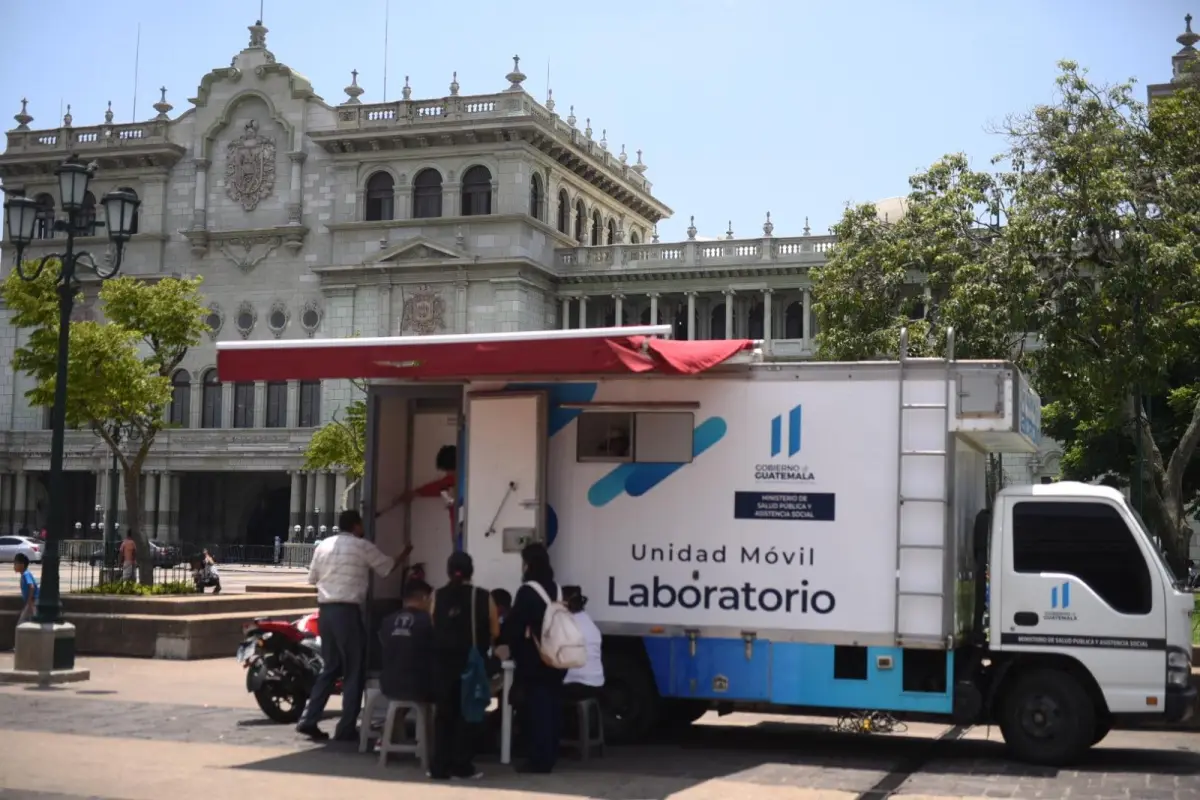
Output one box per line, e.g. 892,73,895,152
303,387,366,485
812,62,1200,570
2,268,209,583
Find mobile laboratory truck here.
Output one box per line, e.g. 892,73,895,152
217,323,1195,765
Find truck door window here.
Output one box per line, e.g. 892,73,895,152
1012,501,1152,616
576,411,694,464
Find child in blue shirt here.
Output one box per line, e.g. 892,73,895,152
14,553,38,625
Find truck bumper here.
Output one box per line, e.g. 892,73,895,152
1164,682,1197,724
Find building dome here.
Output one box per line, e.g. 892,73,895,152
874,196,909,223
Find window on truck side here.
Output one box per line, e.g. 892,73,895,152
1011,501,1152,615
576,411,694,464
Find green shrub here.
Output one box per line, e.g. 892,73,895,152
76,580,197,596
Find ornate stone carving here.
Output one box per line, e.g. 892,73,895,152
225,119,277,211
218,234,283,273
300,299,322,338
267,301,290,339
235,301,257,339
205,303,225,341
400,285,446,335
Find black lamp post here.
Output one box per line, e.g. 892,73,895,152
4,159,140,635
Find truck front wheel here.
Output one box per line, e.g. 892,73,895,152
998,668,1096,766
601,650,660,744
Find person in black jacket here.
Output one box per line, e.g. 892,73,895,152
429,551,500,780
500,542,567,774
378,579,435,703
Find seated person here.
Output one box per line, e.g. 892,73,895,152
562,585,604,701
189,554,221,594
379,579,436,703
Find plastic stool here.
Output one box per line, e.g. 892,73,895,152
378,700,432,769
358,682,388,754
560,697,605,760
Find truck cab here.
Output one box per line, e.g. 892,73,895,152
979,482,1195,762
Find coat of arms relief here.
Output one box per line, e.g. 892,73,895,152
400,285,447,335
225,119,277,211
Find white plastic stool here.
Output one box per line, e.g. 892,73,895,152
560,697,605,760
358,682,389,754
378,699,433,769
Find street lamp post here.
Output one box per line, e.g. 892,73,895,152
4,157,139,676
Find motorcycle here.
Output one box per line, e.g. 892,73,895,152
236,613,342,724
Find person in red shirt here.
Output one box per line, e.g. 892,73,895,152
376,445,459,547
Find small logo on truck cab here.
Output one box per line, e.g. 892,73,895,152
1045,581,1077,621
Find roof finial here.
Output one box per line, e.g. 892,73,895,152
449,71,460,96
619,144,628,164
762,212,774,237
153,86,173,120
546,88,556,113
633,149,647,174
104,100,114,124
62,104,73,127
567,105,577,128
343,70,364,105
803,216,811,236
248,19,267,48
600,129,607,150
584,118,592,139
505,54,527,92
726,221,734,239
13,97,33,131
652,224,660,244
1180,13,1199,48
687,216,697,240
402,76,412,101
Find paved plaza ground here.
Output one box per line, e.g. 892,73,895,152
0,656,1199,799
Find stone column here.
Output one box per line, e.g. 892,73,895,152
221,383,234,428
13,471,27,532
287,151,306,224
157,471,172,542
613,294,624,327
378,286,392,337
144,473,158,539
253,381,267,428
724,290,735,340
561,297,570,330
169,475,181,542
803,288,813,350
289,471,302,540
286,380,300,428
189,379,203,429
648,292,659,326
578,296,588,329
192,158,210,229
762,289,774,347
116,469,127,530
334,472,348,512
0,473,9,534
306,471,318,536
686,292,696,340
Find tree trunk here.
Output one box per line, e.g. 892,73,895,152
122,465,153,586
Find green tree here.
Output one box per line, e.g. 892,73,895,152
2,269,209,584
303,379,366,504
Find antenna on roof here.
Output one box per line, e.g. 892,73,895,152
131,23,141,122
259,0,265,23
382,0,390,102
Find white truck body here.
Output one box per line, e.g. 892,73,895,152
216,325,1195,764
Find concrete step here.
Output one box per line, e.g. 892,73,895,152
244,584,316,594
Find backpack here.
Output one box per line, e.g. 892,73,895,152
523,581,587,670
459,587,491,723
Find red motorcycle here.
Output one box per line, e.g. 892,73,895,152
237,613,342,723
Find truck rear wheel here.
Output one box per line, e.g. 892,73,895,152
998,668,1096,766
601,650,660,744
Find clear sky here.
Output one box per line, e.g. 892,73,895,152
0,0,1192,241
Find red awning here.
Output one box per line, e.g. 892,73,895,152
216,327,754,383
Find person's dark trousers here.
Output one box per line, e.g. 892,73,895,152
430,676,477,778
297,603,365,740
523,681,563,773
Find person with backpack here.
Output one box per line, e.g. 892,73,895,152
428,551,499,781
500,543,587,774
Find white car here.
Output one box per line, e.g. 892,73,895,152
0,535,44,563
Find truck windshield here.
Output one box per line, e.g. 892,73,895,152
1128,506,1182,584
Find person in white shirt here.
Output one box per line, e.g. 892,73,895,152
295,509,410,742
561,585,604,701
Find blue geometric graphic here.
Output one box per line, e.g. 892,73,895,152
507,382,598,436
587,416,728,508
770,404,802,458
1050,581,1071,609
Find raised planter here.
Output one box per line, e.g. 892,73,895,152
0,592,315,660
244,584,316,595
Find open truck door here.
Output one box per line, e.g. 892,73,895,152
464,392,548,594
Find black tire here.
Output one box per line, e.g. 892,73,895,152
1091,714,1112,746
254,684,306,724
659,699,710,729
601,650,661,744
998,668,1096,766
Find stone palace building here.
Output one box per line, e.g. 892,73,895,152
4,16,1191,547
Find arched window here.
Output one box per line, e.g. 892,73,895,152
606,218,616,245
591,211,602,246
412,168,443,218
169,370,191,428
574,200,586,242
79,191,97,236
364,171,395,221
33,193,55,239
556,190,570,233
233,382,255,428
529,174,544,220
117,187,139,235
630,230,641,245
461,165,492,216
201,369,222,429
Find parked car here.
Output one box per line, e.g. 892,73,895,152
0,535,43,563
89,540,180,568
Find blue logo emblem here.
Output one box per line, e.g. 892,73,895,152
770,404,802,458
1050,581,1071,609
